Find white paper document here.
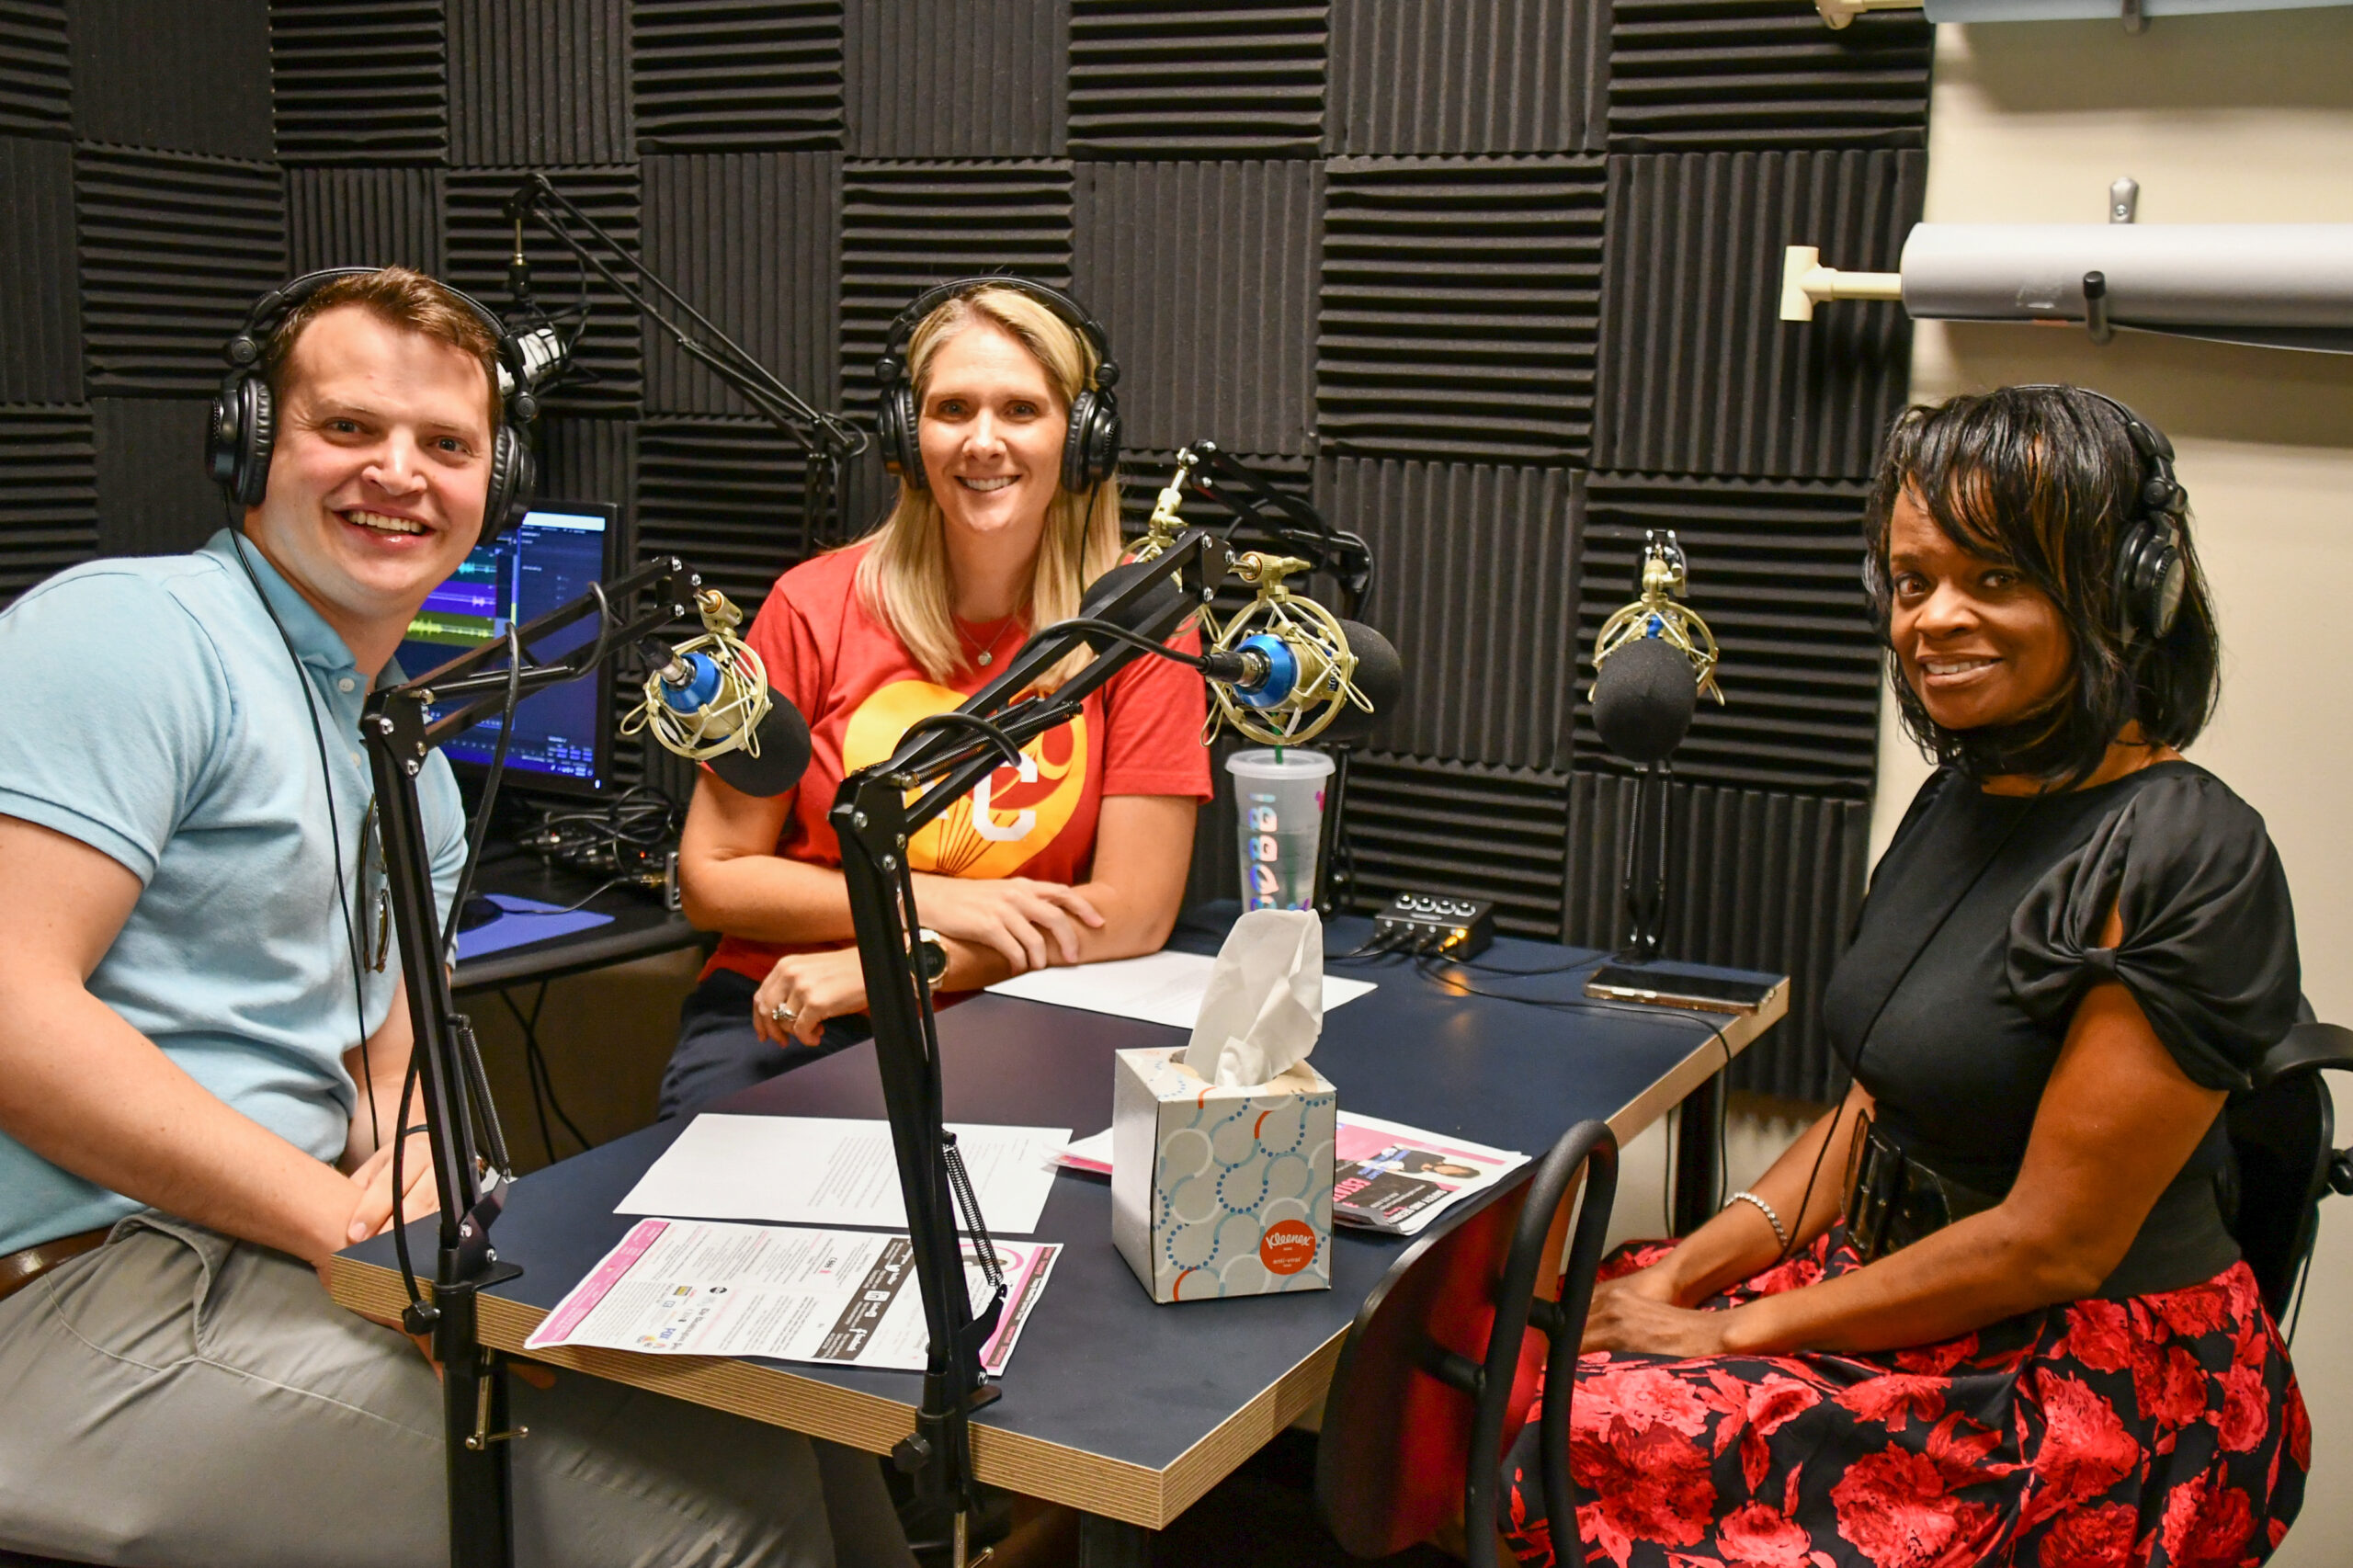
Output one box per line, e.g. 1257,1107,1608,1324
524,1217,1058,1375
986,949,1375,1031
616,1115,1069,1236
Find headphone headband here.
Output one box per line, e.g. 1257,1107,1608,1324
875,275,1119,391
227,267,540,424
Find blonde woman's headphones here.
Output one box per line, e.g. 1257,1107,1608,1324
872,277,1120,494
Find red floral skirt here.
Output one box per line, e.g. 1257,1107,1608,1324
1503,1235,2308,1568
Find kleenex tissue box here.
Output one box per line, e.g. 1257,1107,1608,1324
1110,1046,1337,1303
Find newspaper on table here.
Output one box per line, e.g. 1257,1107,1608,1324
524,1217,1058,1376
1328,1113,1526,1236
1054,1111,1525,1238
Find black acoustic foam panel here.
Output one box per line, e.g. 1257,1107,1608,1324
642,153,840,419
1322,458,1579,772
0,405,96,607
71,0,272,162
76,146,285,395
534,414,637,524
1070,1,1326,157
448,0,631,167
1594,148,1923,481
838,159,1074,424
1319,154,1606,461
1577,475,1879,795
285,166,446,277
634,0,842,153
1345,752,1572,938
847,0,1066,159
447,166,642,415
1073,159,1320,454
0,0,71,137
0,133,81,402
271,1,447,165
1608,0,1931,151
636,416,813,614
1564,770,1870,1097
92,396,221,558
1326,0,1605,155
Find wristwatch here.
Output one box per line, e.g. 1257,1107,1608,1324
915,927,949,985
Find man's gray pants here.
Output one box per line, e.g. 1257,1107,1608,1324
0,1214,915,1568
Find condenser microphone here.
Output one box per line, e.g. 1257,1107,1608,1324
1591,636,1697,766
1204,619,1401,746
623,591,813,798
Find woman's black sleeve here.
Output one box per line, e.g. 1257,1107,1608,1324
2006,773,2301,1092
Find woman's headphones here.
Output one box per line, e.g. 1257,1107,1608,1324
2055,387,2189,644
872,276,1120,495
1863,385,2189,643
206,267,539,540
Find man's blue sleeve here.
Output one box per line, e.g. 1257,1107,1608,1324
420,754,469,930
0,572,227,881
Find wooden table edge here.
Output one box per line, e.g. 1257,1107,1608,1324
325,981,1785,1530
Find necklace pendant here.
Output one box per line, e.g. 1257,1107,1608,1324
977,650,993,665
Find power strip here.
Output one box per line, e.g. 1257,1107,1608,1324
1370,891,1495,959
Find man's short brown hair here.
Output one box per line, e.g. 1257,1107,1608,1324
263,267,504,427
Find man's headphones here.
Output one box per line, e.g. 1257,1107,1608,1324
207,267,539,540
1863,385,2189,643
872,276,1120,495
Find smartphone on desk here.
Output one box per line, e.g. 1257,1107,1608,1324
1585,963,1778,1016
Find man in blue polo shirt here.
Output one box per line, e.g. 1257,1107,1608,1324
0,268,905,1567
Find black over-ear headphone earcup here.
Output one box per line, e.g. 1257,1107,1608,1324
876,375,926,491
1062,387,1120,494
229,375,275,509
480,424,533,542
2118,515,2186,642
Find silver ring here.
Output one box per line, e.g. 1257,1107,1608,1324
769,1002,797,1026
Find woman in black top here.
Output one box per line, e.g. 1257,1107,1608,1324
1504,387,2306,1568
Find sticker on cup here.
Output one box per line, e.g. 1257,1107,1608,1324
1226,749,1333,912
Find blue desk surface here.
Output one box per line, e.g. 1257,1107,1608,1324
335,916,1784,1527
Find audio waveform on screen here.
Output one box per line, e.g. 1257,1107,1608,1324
406,613,499,649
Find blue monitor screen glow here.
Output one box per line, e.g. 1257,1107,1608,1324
398,501,619,794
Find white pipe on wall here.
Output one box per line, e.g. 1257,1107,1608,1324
1898,222,2353,327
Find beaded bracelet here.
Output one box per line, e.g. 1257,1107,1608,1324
1726,1188,1789,1251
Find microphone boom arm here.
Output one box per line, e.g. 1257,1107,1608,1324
830,528,1231,1537
503,173,866,547
360,552,735,1568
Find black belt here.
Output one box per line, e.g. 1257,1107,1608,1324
0,1225,111,1308
1844,1118,2239,1300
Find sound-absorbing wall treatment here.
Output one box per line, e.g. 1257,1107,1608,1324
0,0,1934,1101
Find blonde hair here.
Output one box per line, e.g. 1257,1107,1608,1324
851,285,1124,690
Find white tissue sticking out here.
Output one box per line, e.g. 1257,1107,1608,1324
1182,908,1324,1089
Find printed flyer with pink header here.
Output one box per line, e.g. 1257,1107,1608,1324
524,1217,1059,1375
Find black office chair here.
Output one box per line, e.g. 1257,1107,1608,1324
2224,1017,2353,1322
1315,1120,1618,1568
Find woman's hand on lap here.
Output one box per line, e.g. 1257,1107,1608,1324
1581,1280,1734,1358
754,949,869,1049
911,874,1103,971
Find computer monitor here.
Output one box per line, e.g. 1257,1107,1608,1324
398,500,621,797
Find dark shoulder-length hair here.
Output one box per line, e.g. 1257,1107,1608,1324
1861,385,2220,786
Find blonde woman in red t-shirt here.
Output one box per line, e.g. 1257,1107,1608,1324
658,281,1212,1117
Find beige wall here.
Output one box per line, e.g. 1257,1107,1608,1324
1871,12,2353,1558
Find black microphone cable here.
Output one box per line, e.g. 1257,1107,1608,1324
225,525,392,1258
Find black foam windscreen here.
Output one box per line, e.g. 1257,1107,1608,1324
1324,619,1402,747
1592,636,1697,766
703,688,814,799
